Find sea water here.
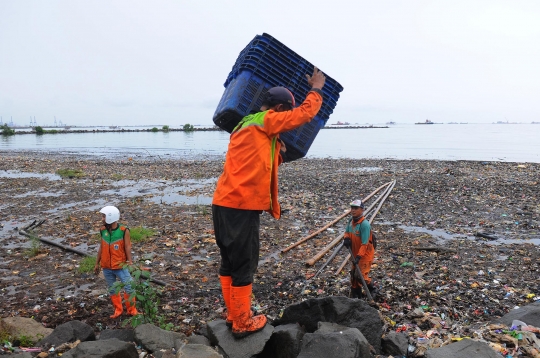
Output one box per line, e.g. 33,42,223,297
1,123,539,163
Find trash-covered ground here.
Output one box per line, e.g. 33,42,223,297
1,151,539,356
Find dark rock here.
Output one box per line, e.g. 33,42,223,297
206,319,273,358
382,331,409,356
258,323,305,358
496,301,540,327
316,321,350,333
38,320,95,347
187,334,212,346
134,324,186,358
297,328,371,358
178,344,223,358
425,339,503,358
272,296,382,352
9,354,33,358
98,329,135,342
61,338,138,358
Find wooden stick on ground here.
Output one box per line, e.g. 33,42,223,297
281,181,392,254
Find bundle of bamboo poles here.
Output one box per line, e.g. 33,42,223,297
280,180,396,278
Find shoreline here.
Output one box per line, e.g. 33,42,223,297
1,148,537,165
1,152,539,347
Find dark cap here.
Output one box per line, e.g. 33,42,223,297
264,87,296,108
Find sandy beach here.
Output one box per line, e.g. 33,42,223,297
1,151,539,347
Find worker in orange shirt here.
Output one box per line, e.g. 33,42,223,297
343,199,376,299
212,68,326,338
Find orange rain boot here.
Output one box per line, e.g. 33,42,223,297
124,292,138,316
231,284,267,339
110,293,123,318
219,276,233,327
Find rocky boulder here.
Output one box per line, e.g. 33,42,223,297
206,319,273,358
38,320,95,347
258,323,305,358
272,296,382,352
297,327,371,358
1,317,53,343
496,301,540,327
425,339,503,358
134,324,186,358
61,338,138,358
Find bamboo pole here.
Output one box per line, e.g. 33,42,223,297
334,253,350,275
305,233,344,266
281,181,392,253
305,180,395,266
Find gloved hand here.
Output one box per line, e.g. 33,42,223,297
343,238,352,248
354,255,361,265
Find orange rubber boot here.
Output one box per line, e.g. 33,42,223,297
219,275,233,327
110,293,123,318
231,284,267,339
124,293,138,316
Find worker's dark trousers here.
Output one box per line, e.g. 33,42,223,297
212,205,260,287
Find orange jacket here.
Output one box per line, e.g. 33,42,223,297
345,216,375,261
99,224,128,270
212,91,323,219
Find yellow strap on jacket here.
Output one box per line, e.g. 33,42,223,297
212,91,323,219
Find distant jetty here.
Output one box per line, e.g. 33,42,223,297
323,125,388,129
8,124,389,135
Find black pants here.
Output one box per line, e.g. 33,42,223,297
212,205,260,287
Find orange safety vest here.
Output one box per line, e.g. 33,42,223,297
212,91,323,219
99,224,128,270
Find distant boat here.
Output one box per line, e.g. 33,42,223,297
333,121,350,125
109,126,119,129
448,122,458,124
415,119,434,125
459,122,468,124
386,121,396,125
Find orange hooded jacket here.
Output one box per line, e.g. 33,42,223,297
212,91,323,219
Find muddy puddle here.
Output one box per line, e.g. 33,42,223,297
391,223,540,246
0,170,61,180
100,178,215,205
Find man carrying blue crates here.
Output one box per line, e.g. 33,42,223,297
212,67,326,338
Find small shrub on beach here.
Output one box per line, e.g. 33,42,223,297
130,226,156,243
183,123,194,132
56,169,85,178
78,256,97,274
151,127,159,132
24,233,41,258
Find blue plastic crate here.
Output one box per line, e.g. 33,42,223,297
214,33,343,160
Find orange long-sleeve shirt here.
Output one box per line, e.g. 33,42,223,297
212,91,323,219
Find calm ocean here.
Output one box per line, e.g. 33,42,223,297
1,123,539,163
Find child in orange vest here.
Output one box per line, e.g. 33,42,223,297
93,206,138,318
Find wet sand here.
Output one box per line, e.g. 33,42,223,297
1,151,539,341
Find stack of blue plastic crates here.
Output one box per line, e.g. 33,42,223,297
213,33,343,161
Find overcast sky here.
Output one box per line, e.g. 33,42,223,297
1,0,539,126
